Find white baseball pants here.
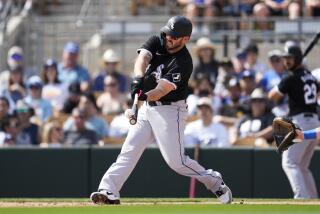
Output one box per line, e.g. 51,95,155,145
98,101,223,198
282,113,319,199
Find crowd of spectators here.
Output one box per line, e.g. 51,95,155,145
1,36,314,148
1,1,320,148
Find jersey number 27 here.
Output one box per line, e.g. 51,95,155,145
304,83,317,104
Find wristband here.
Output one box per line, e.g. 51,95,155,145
303,129,317,140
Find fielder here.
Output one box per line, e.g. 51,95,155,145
90,16,232,204
269,43,319,199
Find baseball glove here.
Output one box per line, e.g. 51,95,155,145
272,117,299,154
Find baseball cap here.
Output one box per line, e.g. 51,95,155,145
196,97,213,109
15,100,31,113
268,49,282,58
227,78,240,88
27,75,43,88
235,48,247,60
240,70,255,79
102,49,120,63
44,58,57,68
250,88,266,100
64,42,80,54
160,16,192,38
68,82,81,95
7,46,23,70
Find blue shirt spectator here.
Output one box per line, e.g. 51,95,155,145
24,76,53,123
57,42,90,87
259,49,288,92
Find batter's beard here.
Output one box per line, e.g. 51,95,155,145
166,40,183,52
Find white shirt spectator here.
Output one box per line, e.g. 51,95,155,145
109,114,130,138
184,119,230,147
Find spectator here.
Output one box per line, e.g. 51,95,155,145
184,97,230,147
259,49,288,92
64,93,109,138
62,82,82,114
232,48,247,74
254,0,301,30
224,0,257,17
178,0,224,35
1,66,26,105
57,41,90,91
218,78,246,120
0,97,10,120
233,88,274,145
96,74,126,115
239,69,257,98
0,46,24,93
214,57,236,97
93,49,129,93
187,76,222,115
24,75,53,123
64,107,98,145
41,59,68,111
192,37,219,87
243,43,268,80
109,96,132,138
40,120,63,148
306,0,320,16
15,100,40,145
0,115,18,146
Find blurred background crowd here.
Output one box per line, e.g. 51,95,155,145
0,0,320,148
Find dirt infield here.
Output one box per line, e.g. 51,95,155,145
1,199,320,207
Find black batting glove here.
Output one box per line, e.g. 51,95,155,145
137,90,148,101
131,76,144,100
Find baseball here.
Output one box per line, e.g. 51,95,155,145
125,109,134,118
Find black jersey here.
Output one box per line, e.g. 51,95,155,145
278,67,319,116
137,35,193,102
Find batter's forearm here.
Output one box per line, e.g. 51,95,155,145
298,128,320,140
145,88,167,101
134,51,151,77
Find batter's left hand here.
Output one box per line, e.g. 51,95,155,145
138,90,148,101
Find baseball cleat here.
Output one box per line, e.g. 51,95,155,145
214,182,233,204
90,190,120,205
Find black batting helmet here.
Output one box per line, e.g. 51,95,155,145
160,16,192,38
282,43,303,66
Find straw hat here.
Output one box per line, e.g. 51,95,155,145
194,37,215,54
102,49,120,63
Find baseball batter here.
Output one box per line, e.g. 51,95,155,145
90,16,232,204
269,43,319,199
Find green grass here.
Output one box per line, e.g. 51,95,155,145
0,199,319,214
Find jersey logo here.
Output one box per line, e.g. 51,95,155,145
172,73,181,82
170,21,174,30
151,64,164,82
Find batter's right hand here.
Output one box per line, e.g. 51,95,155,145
131,76,144,100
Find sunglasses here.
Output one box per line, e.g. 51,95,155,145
104,83,117,87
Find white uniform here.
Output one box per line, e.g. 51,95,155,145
98,102,223,198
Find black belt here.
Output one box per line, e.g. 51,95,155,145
147,100,186,106
147,101,172,106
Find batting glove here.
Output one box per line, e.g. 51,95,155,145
137,90,148,101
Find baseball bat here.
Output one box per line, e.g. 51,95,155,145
303,31,320,58
129,93,139,125
188,143,200,198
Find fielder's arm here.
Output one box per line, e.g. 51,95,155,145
295,128,320,141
